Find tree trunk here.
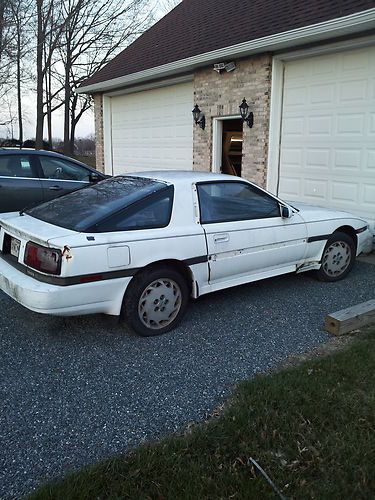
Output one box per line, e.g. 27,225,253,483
0,1,5,63
46,62,52,148
68,92,78,155
35,0,44,149
16,26,23,143
63,44,71,155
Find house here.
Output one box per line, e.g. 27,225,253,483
78,0,375,231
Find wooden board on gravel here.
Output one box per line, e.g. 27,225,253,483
325,299,375,336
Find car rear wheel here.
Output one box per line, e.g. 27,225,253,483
316,232,355,282
122,266,189,336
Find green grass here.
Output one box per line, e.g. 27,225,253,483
31,334,375,500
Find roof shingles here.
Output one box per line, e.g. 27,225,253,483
82,0,375,87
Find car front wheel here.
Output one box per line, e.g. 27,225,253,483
316,231,355,282
122,266,189,336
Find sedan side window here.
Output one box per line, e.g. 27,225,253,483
0,156,35,178
197,181,280,224
92,187,174,232
40,157,91,181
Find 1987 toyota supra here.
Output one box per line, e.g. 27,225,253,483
0,171,372,336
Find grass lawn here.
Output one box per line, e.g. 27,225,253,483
31,333,375,499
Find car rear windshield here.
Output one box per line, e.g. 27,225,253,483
26,176,168,231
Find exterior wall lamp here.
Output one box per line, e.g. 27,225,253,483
239,98,254,128
192,104,206,130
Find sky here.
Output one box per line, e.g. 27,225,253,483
0,1,178,142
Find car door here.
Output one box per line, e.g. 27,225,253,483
38,156,93,202
0,154,44,212
196,181,307,285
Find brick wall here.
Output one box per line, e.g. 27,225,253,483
93,93,105,172
193,54,272,187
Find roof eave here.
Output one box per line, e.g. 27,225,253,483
77,8,375,94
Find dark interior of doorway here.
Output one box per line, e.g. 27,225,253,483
221,119,243,176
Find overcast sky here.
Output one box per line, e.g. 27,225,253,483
1,1,178,141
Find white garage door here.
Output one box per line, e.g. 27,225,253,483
109,81,193,175
278,46,375,223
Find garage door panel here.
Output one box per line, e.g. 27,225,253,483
334,149,361,170
306,149,330,169
304,179,328,200
368,150,375,169
109,82,193,174
279,46,375,221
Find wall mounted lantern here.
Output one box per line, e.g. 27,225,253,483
239,98,254,128
192,104,206,130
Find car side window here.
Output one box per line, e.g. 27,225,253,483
0,155,35,178
92,187,174,232
39,157,91,181
197,181,280,223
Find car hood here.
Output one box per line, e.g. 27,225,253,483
0,213,76,247
289,201,367,224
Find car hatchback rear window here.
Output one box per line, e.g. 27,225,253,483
26,176,168,231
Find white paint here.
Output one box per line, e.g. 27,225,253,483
106,82,193,174
0,171,372,322
107,246,131,268
211,115,241,173
268,41,375,230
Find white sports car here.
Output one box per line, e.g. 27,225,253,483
0,171,372,336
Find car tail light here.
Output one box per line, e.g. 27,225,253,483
24,242,62,275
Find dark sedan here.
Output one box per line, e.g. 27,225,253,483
0,148,106,213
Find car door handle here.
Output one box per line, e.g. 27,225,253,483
213,233,229,243
49,185,62,191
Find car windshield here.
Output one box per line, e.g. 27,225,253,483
26,176,168,231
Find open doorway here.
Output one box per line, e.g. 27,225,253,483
212,117,243,176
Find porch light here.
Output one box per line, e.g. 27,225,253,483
239,98,254,128
192,104,206,130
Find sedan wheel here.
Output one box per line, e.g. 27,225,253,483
122,267,189,336
138,278,182,330
316,232,355,282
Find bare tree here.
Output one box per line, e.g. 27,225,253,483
158,0,181,15
0,0,15,97
57,0,152,155
7,0,33,143
35,0,67,148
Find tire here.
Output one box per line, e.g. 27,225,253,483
316,231,356,282
122,266,189,337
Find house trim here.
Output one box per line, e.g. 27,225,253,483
102,95,113,175
104,74,194,97
212,115,242,173
77,8,375,94
266,33,375,195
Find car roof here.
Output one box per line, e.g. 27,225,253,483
0,148,101,172
129,170,245,185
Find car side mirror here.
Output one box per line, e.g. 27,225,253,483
89,172,101,183
281,205,293,219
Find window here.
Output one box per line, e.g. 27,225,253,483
92,186,174,232
197,181,280,224
0,155,35,178
39,157,91,181
27,176,170,231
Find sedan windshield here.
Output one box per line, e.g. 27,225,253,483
26,176,168,231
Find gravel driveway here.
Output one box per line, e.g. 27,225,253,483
0,262,374,498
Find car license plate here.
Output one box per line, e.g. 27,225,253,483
10,237,21,258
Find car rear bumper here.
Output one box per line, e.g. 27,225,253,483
0,257,131,316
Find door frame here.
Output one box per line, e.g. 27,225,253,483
212,115,242,173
